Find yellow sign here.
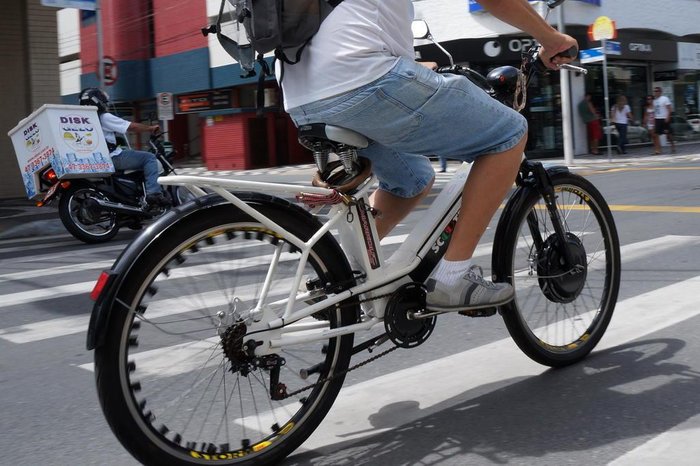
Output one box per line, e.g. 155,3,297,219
589,16,617,41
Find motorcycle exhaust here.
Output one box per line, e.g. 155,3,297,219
93,198,152,216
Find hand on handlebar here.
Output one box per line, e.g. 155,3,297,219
538,32,578,70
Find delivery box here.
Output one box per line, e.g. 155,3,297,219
7,104,114,200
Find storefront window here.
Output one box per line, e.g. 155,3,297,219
585,64,649,124
525,72,562,154
672,71,700,141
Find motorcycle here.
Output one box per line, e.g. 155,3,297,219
37,133,195,243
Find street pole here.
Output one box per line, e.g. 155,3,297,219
96,0,104,90
558,4,574,166
602,38,612,161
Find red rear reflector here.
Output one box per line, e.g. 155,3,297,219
90,271,111,301
43,168,58,184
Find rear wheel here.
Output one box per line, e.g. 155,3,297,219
494,172,621,367
58,186,119,243
95,202,357,465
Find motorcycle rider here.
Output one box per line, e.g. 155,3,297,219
79,88,171,207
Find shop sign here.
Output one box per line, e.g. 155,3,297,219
177,90,233,113
41,0,96,10
678,42,700,70
469,0,600,12
654,70,678,81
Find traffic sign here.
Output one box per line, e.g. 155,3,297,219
580,48,604,64
103,56,118,86
589,16,617,41
157,92,175,121
604,40,622,56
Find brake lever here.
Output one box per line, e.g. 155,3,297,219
559,63,588,75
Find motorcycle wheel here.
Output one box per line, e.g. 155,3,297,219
58,186,120,243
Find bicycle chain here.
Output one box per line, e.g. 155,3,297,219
280,290,399,400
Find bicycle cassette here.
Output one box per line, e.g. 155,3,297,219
384,283,436,349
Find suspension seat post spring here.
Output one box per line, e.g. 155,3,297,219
313,144,329,174
337,146,357,174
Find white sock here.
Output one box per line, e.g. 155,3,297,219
432,258,472,287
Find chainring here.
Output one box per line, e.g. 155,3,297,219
384,283,436,349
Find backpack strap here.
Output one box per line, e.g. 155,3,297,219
256,55,272,117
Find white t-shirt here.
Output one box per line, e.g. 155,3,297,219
611,104,631,124
99,112,131,156
279,0,415,110
653,95,672,120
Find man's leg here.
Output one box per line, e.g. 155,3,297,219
424,135,525,311
444,135,526,261
116,150,161,194
666,123,676,152
371,178,434,239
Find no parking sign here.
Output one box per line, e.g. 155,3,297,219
157,92,174,121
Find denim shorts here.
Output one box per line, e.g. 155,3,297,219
288,57,527,198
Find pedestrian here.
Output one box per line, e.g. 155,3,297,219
642,95,656,153
578,93,601,155
438,155,447,173
611,95,633,154
652,87,676,154
280,0,578,311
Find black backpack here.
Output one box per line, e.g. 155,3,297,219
206,0,344,112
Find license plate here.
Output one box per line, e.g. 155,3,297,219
42,183,61,203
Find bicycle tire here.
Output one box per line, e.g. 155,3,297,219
493,171,621,367
95,201,357,465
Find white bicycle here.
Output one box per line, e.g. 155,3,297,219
87,6,621,466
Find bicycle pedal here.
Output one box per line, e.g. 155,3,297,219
458,306,498,318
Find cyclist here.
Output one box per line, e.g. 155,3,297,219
79,88,171,207
281,0,578,311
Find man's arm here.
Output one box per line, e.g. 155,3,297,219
476,0,578,69
128,121,160,134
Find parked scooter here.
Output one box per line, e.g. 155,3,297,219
37,133,194,243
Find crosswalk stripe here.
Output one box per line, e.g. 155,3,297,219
0,242,128,265
1,235,697,343
73,273,700,450
608,413,700,465
293,274,700,451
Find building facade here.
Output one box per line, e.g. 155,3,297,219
58,0,700,167
2,0,61,199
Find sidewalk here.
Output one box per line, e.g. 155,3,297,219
2,141,699,241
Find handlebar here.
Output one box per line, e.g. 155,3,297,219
435,43,586,110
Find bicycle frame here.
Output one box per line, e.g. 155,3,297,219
158,163,472,351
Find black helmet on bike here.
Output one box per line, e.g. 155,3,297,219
79,87,110,114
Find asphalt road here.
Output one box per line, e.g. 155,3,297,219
1,155,700,466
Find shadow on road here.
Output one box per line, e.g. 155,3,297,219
285,338,700,465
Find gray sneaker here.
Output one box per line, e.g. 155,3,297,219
425,265,514,311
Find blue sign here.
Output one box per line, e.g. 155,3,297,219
41,0,96,10
469,0,600,13
604,40,621,55
579,47,604,64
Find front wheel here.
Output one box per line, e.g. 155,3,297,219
58,186,120,243
95,202,357,465
494,171,621,367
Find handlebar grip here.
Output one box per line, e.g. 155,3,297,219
556,46,578,60
436,65,458,74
